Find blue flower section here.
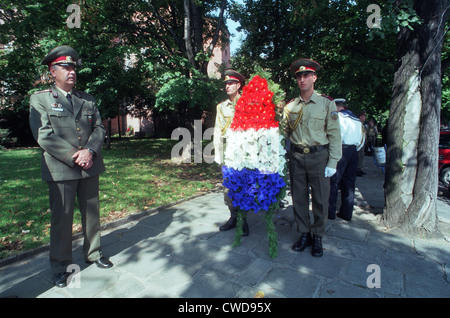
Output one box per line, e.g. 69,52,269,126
222,166,286,212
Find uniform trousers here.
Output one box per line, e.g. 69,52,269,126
290,147,330,236
328,145,358,220
224,188,238,216
47,175,102,274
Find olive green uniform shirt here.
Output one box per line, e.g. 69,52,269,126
282,91,342,169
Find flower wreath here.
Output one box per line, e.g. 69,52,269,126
222,74,287,258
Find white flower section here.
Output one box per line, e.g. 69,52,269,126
224,127,286,175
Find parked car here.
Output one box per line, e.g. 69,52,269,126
439,129,450,189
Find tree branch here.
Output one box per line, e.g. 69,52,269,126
184,0,195,66
208,0,227,55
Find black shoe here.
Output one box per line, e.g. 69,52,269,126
86,257,114,269
242,219,249,237
291,232,312,252
54,272,70,288
219,217,237,231
311,235,323,257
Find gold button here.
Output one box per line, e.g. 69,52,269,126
78,146,82,149
303,147,310,154
77,127,81,131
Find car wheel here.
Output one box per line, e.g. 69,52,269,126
440,167,450,188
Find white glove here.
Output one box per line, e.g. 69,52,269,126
324,167,337,178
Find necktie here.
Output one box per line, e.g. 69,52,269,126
66,93,73,111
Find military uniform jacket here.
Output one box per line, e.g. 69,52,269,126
213,97,237,164
282,91,342,169
29,85,106,181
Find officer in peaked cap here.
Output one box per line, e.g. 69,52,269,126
29,45,113,288
214,69,250,236
41,45,80,68
281,58,341,258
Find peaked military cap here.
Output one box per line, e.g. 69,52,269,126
223,69,245,85
41,45,79,68
290,59,321,74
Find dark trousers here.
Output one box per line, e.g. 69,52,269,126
47,175,102,274
290,147,330,236
328,146,358,220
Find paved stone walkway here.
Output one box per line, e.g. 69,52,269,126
1,156,449,298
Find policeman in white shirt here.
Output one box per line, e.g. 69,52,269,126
328,98,365,221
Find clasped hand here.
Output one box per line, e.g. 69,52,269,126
72,149,93,170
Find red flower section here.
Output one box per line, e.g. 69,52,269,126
231,76,279,131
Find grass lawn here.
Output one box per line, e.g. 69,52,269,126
0,138,222,259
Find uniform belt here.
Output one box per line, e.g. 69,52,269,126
342,144,356,149
292,144,328,154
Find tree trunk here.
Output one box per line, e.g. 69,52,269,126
190,1,203,56
384,0,449,236
204,0,227,74
184,0,195,67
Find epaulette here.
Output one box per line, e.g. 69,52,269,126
320,94,334,101
33,89,51,95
